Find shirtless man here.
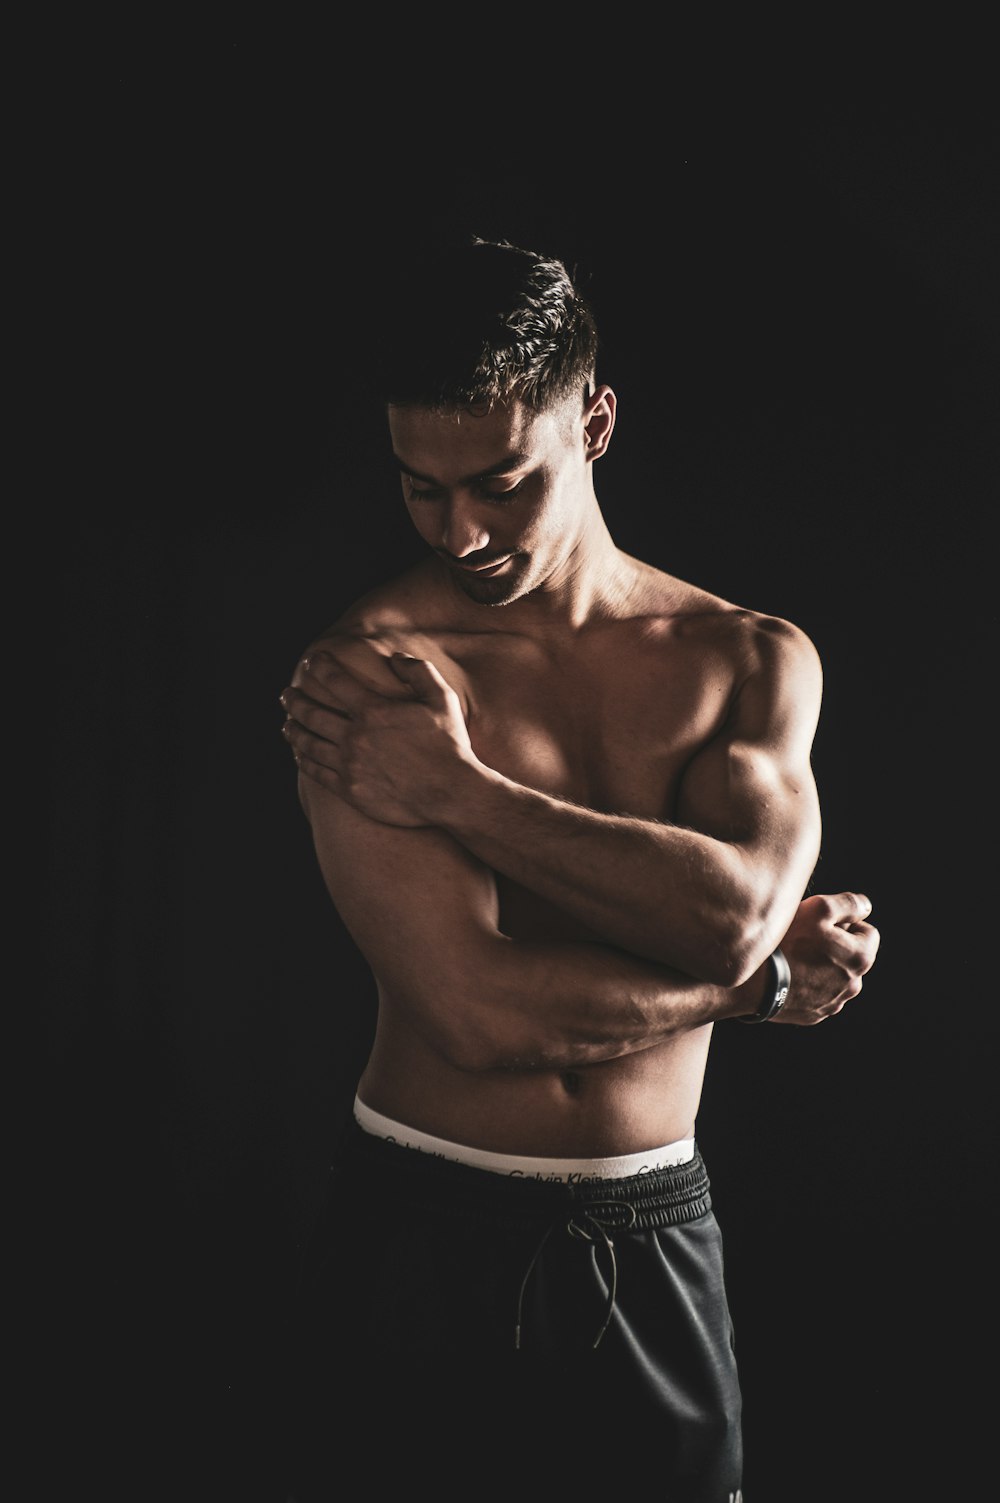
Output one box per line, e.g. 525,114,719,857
279,238,880,1500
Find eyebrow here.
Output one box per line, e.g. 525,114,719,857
392,450,532,486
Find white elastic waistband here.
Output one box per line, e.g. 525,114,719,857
353,1096,695,1183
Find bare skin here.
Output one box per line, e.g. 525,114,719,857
282,386,880,1158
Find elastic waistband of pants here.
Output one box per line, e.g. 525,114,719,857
336,1115,712,1233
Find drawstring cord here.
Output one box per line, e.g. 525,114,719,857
514,1200,638,1352
514,1224,555,1351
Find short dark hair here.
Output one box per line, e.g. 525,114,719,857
374,236,599,412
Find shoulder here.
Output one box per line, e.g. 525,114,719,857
728,608,822,685
314,561,433,641
714,610,823,746
299,562,462,694
632,572,823,753
629,564,821,680
681,600,822,708
617,569,823,751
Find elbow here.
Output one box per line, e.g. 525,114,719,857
629,924,748,985
718,906,788,988
674,905,773,989
409,939,528,1074
431,1020,537,1076
697,950,747,989
631,863,772,982
408,987,500,1074
689,942,754,990
432,1021,506,1075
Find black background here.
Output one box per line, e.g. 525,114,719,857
42,46,997,1502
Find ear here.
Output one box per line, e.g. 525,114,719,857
582,384,616,461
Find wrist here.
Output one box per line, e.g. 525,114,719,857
734,947,791,1023
425,749,497,830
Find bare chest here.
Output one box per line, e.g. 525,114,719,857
455,640,730,821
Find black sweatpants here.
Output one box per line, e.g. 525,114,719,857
285,1119,743,1501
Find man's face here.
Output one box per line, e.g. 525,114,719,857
388,395,590,607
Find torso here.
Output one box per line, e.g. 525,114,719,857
331,554,755,1157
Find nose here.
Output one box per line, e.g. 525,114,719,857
441,500,491,558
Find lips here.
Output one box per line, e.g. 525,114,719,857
453,554,514,575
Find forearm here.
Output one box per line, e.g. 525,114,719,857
434,762,764,982
411,927,768,1073
286,614,823,980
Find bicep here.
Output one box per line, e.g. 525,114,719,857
675,620,823,877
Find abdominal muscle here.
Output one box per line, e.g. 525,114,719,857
358,994,714,1160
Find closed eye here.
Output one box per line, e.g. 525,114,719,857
404,479,526,505
476,480,525,503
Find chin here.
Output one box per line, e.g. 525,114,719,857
452,559,533,606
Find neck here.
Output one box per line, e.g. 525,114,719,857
526,511,633,630
451,497,636,633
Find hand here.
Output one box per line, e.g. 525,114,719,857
771,891,881,1025
280,647,478,827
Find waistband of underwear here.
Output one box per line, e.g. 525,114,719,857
340,1105,711,1231
353,1095,695,1182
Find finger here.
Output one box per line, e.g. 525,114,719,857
282,671,368,720
281,655,351,705
279,702,344,753
845,920,881,969
390,653,452,702
303,647,413,700
308,658,380,710
820,918,880,974
843,917,880,942
825,891,873,928
290,653,343,691
293,747,346,796
283,713,343,765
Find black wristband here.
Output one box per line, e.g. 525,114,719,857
736,946,791,1023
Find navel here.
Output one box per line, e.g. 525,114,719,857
561,1070,582,1097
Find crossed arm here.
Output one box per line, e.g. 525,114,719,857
286,619,824,984
281,625,880,1066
